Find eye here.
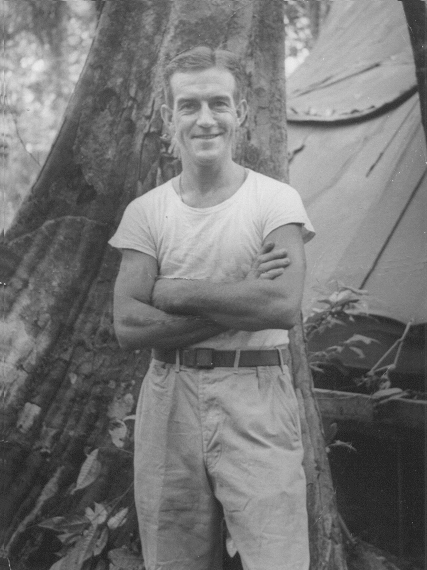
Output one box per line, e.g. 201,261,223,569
212,100,228,109
179,101,197,111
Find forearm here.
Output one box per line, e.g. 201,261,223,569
114,295,226,350
154,279,299,331
148,224,305,332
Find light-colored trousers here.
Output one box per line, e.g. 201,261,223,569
134,359,309,570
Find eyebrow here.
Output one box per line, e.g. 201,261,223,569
177,97,197,103
177,94,232,104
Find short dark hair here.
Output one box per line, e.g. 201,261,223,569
163,46,245,106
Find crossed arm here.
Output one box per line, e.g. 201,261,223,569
113,224,306,350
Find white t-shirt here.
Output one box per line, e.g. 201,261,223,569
109,169,314,349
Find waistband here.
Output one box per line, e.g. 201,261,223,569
152,347,290,369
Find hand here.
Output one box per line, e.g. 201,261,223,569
246,241,290,281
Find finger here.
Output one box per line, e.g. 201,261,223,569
251,242,275,270
265,247,288,258
259,241,275,255
258,248,288,264
259,268,285,280
258,258,290,273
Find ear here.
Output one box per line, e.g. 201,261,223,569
161,104,174,131
236,99,248,126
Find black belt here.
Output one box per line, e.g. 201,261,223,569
152,347,290,369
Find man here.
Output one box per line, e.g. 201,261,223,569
109,47,315,570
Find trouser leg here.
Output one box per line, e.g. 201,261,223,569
134,361,223,570
206,365,309,570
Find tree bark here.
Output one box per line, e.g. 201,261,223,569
308,0,321,43
3,1,346,568
289,322,347,570
399,0,427,140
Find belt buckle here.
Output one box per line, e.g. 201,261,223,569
194,348,214,369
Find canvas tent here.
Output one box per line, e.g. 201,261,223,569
287,0,426,377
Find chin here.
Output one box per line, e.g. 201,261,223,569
195,148,229,163
196,153,221,163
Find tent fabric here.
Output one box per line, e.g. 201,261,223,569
287,0,417,122
287,0,427,325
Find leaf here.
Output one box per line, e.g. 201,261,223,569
328,440,357,452
55,545,73,558
57,531,81,546
348,346,365,359
327,289,355,306
40,515,88,534
72,449,102,494
85,503,108,526
69,373,78,385
107,507,129,530
371,387,403,401
353,376,367,386
338,284,368,296
345,334,378,345
328,318,346,327
324,422,338,445
59,524,98,569
108,547,145,570
225,527,238,558
93,527,109,557
49,559,66,570
17,402,42,433
108,393,135,420
39,517,67,531
61,516,90,533
309,364,325,373
109,420,127,448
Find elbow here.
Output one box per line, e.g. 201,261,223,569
113,296,154,350
265,301,301,330
253,281,303,330
114,324,134,351
281,308,300,329
113,319,145,351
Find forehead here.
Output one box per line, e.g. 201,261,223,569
170,67,237,103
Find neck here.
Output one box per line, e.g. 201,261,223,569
179,159,244,202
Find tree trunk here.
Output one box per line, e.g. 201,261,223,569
48,0,69,109
308,0,321,43
399,0,427,140
289,322,347,570
3,1,346,568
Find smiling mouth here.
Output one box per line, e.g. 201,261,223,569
193,134,221,139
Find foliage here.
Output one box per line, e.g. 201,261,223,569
39,502,134,570
352,320,413,394
304,284,376,374
2,0,97,231
305,285,415,397
284,0,331,75
38,415,142,570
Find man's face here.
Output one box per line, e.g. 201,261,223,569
161,67,247,168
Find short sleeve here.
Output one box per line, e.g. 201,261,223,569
108,198,157,259
260,179,315,244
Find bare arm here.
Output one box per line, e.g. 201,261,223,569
152,224,306,331
113,250,226,350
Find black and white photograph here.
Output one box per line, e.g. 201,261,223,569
1,1,425,569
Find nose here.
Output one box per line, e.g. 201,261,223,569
196,103,215,127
